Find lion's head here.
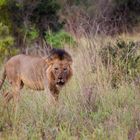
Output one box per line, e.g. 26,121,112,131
46,48,73,87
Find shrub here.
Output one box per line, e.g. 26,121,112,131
23,26,39,43
59,0,140,35
0,23,18,64
45,30,76,48
100,39,140,87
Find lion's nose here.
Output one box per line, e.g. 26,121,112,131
58,77,64,83
58,76,63,80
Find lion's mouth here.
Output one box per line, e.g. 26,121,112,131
56,81,65,86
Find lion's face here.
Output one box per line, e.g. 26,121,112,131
51,59,72,86
46,59,72,87
45,49,73,88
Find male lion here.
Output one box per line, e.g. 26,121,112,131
0,48,73,103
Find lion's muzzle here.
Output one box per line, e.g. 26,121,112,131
56,77,65,86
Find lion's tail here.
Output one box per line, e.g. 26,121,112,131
0,69,6,90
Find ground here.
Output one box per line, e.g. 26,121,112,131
0,35,140,140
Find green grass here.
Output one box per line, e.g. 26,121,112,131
0,36,140,140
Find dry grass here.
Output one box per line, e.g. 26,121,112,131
0,35,140,140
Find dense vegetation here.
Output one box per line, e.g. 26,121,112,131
0,0,140,57
0,0,140,139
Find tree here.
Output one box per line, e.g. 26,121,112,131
0,0,62,50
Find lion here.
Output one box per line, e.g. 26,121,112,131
0,48,73,104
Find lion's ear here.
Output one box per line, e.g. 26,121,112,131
68,59,73,66
45,58,54,66
65,56,72,65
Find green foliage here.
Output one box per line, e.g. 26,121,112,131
23,26,39,43
0,0,62,49
0,0,7,6
27,28,39,41
0,23,18,63
101,39,140,87
45,30,76,48
30,0,62,33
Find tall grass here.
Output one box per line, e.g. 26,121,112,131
0,35,140,140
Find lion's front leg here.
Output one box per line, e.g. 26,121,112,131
44,88,58,109
50,87,59,101
44,89,59,113
44,79,60,101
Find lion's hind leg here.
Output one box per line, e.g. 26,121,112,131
8,77,23,114
1,91,13,118
3,91,13,104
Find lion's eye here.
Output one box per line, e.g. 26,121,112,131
55,67,58,71
63,68,67,72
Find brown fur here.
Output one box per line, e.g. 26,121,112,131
0,49,73,103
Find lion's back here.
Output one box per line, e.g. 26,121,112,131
5,55,22,80
5,54,47,89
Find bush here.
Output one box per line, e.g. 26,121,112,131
23,26,39,43
100,39,140,87
0,23,18,64
59,0,140,35
45,30,76,48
